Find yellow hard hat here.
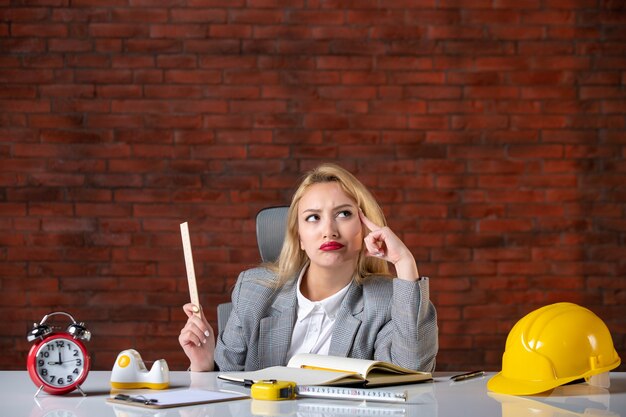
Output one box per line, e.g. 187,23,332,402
488,302,621,395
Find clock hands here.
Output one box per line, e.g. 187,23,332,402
47,350,78,365
48,359,80,365
48,352,63,365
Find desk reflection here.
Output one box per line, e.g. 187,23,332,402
489,384,619,417
29,395,89,417
107,382,436,417
248,381,436,417
109,400,251,417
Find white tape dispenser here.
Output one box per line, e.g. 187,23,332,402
110,349,169,390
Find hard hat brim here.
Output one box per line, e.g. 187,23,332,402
487,357,621,396
487,372,581,396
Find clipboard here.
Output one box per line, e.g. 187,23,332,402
107,389,248,409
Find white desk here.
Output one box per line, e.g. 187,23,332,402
4,371,625,417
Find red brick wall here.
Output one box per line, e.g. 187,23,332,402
1,1,624,373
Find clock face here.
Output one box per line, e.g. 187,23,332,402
27,333,90,394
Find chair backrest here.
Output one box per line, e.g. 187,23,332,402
217,206,289,335
216,302,233,337
255,206,289,263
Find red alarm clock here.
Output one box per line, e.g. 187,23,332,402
26,311,91,396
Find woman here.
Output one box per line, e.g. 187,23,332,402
179,163,438,372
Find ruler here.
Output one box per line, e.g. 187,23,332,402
296,385,407,403
180,222,200,317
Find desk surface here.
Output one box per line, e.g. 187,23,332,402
4,371,625,417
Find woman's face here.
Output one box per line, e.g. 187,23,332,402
297,182,363,270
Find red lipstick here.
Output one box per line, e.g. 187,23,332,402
320,241,344,251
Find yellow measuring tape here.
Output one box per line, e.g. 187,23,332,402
251,380,297,401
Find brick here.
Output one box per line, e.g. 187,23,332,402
465,86,519,99
480,219,533,232
508,144,565,159
202,115,253,129
428,25,483,40
89,23,149,38
12,24,68,37
125,39,181,53
405,86,461,99
519,41,575,56
75,69,132,84
248,145,290,158
450,146,505,160
0,85,36,99
49,7,108,22
184,39,240,54
150,24,208,39
23,55,64,68
145,114,202,128
230,100,287,113
436,174,476,188
40,129,112,143
109,8,167,22
0,100,50,113
312,28,371,41
0,291,29,307
164,70,221,84
170,8,227,23
0,8,49,21
0,38,46,53
351,115,407,130
7,247,66,261
143,173,202,188
447,35,506,54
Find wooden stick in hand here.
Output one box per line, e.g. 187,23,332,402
180,222,200,317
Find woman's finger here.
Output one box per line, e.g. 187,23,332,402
183,302,206,319
182,304,211,335
363,230,385,257
180,328,204,348
183,303,210,328
181,318,212,346
359,210,381,232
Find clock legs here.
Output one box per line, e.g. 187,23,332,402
34,384,87,398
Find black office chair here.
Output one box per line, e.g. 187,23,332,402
216,206,288,335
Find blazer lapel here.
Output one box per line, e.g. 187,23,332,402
329,281,363,357
258,279,297,368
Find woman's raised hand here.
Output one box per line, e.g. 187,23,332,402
179,303,216,371
360,210,419,281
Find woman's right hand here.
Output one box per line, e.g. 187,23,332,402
179,303,216,371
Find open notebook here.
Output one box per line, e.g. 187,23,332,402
218,353,432,388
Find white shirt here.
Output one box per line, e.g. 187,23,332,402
285,266,351,362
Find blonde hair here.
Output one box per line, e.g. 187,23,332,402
266,163,390,287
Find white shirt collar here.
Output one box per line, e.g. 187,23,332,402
295,265,351,322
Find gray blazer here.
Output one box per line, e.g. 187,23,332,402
214,267,438,372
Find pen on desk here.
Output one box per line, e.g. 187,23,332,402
450,371,485,382
114,394,158,405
